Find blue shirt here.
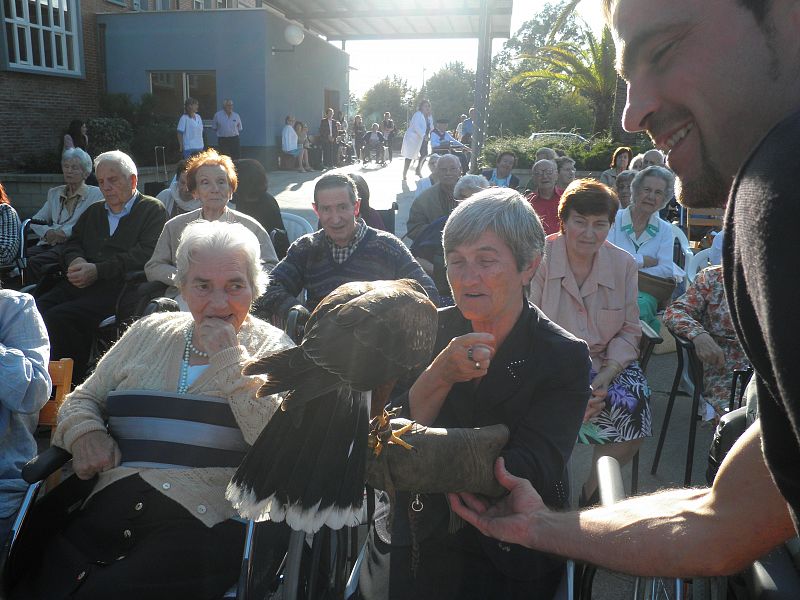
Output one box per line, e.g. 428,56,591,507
0,291,51,518
461,118,474,135
105,193,137,235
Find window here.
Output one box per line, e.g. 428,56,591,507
2,0,82,75
150,70,217,119
138,0,171,10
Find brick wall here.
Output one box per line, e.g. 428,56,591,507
2,166,173,218
1,1,262,172
0,0,129,172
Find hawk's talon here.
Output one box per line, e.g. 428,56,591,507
369,409,416,456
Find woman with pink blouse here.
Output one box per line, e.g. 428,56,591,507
530,179,651,506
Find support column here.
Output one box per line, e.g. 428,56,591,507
470,0,492,173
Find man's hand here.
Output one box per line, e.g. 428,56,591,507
43,229,67,245
693,332,725,368
448,457,543,548
194,317,238,356
72,430,121,479
67,258,98,288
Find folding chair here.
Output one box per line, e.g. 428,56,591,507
650,329,704,486
37,358,74,437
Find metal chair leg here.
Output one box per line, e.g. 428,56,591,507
651,346,685,475
684,357,704,487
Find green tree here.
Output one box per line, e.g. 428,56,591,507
513,26,617,134
423,62,475,130
488,2,586,137
358,76,414,129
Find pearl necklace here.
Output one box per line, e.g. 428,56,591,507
178,323,208,394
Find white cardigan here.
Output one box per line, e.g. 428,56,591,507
607,207,684,280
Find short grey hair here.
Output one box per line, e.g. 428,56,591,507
425,153,442,170
615,169,637,189
62,148,92,176
631,165,675,209
94,150,138,179
443,188,545,271
435,153,460,172
175,220,268,297
453,174,489,200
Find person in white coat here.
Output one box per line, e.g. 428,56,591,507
401,99,432,179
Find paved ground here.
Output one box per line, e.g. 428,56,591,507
270,160,717,599
268,155,427,240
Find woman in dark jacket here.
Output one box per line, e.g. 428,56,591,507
358,188,590,600
232,159,288,259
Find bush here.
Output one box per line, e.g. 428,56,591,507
87,117,133,155
130,119,181,167
481,135,653,172
16,149,62,174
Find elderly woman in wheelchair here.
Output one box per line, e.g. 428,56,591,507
8,220,293,600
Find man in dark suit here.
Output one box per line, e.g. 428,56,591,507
36,150,167,384
319,107,340,169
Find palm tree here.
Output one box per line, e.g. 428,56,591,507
547,1,635,143
513,26,616,134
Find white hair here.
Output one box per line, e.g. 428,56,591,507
176,221,268,297
631,165,675,209
94,150,138,179
62,148,92,176
453,174,489,200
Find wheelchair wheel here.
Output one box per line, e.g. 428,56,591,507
632,576,686,599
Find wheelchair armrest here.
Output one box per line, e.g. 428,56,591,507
285,305,310,343
745,542,800,600
21,446,72,484
706,406,748,484
124,270,147,283
596,456,627,506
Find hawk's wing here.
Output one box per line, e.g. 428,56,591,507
301,279,437,391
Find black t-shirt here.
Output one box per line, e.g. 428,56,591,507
724,108,800,531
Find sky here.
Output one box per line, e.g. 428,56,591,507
346,1,607,97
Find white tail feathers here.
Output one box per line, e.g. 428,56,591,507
226,482,366,535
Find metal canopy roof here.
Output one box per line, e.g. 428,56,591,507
261,0,513,41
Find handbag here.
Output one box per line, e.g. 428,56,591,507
638,271,676,308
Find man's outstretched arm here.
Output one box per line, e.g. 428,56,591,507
450,420,795,577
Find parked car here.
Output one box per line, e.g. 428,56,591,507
528,131,591,149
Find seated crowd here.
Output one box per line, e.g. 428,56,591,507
0,132,743,598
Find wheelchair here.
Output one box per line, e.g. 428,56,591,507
361,142,386,166
1,443,365,600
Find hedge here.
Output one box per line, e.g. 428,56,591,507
480,135,653,171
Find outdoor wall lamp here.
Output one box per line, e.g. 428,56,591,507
272,24,305,54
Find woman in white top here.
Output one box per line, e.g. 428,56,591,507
176,97,204,159
401,99,432,179
606,165,682,332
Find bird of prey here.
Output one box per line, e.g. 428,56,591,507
226,279,438,534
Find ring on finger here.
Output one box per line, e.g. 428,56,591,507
467,347,474,362
474,361,481,370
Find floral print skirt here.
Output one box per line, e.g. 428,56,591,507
578,361,652,444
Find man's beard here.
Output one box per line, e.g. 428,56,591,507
671,134,729,209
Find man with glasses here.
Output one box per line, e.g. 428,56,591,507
525,159,561,234
406,154,462,242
